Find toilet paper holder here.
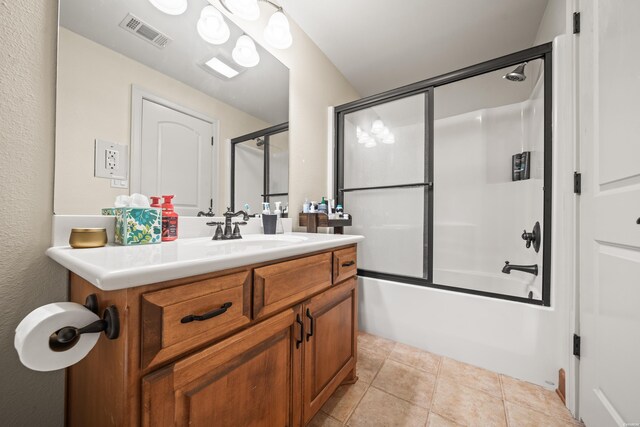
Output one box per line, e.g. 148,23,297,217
49,294,120,352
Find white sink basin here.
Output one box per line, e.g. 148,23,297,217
46,232,364,291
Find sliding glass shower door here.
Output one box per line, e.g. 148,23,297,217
336,44,552,306
339,92,432,280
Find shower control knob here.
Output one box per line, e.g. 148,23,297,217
521,222,541,253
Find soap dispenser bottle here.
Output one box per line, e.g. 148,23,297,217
161,195,178,241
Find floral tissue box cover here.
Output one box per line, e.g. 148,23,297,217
101,207,162,245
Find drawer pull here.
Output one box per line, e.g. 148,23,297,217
295,314,304,349
341,260,355,267
306,308,315,341
181,302,232,324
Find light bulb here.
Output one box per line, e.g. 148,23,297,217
197,6,230,45
371,119,385,135
232,35,260,68
148,0,188,15
264,11,293,49
381,127,390,137
224,0,260,21
356,126,362,138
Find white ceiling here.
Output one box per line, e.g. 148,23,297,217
281,0,549,97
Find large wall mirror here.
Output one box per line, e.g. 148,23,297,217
54,0,289,216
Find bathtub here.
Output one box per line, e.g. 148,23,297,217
433,268,540,300
358,275,563,389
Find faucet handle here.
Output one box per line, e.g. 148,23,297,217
206,221,224,226
232,222,247,239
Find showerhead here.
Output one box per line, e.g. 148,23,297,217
503,62,527,82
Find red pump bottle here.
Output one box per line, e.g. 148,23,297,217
161,195,178,241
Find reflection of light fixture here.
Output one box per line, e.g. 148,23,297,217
371,119,385,135
204,57,239,78
219,0,260,21
382,134,395,144
217,0,293,49
232,35,260,67
197,6,230,45
148,0,188,15
264,11,292,49
356,120,395,147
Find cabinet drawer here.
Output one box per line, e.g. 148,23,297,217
333,246,357,283
253,252,332,319
141,270,251,368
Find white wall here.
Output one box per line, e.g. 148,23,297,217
0,1,67,426
55,28,269,215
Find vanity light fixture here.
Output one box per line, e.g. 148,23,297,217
148,0,188,15
371,119,385,136
204,57,240,78
217,0,293,49
264,11,292,49
232,35,260,67
219,0,260,21
197,6,231,45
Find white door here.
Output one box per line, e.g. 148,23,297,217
140,99,215,216
578,1,640,426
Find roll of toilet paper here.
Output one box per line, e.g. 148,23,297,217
15,302,101,371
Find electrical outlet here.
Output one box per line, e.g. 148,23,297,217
95,139,128,180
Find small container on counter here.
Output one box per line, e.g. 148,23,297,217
69,228,108,249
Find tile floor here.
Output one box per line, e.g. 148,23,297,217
309,332,583,427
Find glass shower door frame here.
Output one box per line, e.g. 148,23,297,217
335,43,553,307
230,122,289,210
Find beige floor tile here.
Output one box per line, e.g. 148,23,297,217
427,412,464,427
389,342,441,375
501,375,573,421
347,387,429,427
358,332,396,358
439,357,502,398
321,380,369,423
372,359,437,409
505,402,580,427
431,377,507,427
357,348,386,384
308,411,345,427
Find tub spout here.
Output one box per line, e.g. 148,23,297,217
502,261,538,276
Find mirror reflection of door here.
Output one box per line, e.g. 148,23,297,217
138,98,216,216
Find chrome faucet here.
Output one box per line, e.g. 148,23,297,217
502,261,538,276
207,207,249,240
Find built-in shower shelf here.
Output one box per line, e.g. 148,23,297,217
299,212,352,234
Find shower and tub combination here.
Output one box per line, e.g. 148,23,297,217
334,38,575,390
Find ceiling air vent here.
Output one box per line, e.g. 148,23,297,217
119,13,172,49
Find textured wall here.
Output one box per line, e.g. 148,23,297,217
0,1,67,426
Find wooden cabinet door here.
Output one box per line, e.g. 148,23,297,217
302,278,357,424
142,307,304,427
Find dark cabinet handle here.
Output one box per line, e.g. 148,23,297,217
341,260,355,267
181,302,232,324
295,314,304,349
637,217,640,224
305,308,314,342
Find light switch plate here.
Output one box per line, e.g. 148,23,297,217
111,179,129,189
95,139,128,180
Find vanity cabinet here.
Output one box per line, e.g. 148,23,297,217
66,245,358,427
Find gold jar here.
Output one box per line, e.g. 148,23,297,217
69,228,108,248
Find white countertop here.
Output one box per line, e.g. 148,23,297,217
46,233,364,291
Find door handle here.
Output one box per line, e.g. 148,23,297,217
341,260,355,267
181,302,232,323
305,308,314,342
295,313,304,349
